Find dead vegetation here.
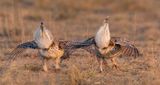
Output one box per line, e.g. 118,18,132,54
0,0,160,85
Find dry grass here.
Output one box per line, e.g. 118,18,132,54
0,0,160,85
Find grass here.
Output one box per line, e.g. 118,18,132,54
0,0,160,85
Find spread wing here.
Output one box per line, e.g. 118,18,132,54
58,39,93,60
108,37,140,58
72,37,97,56
7,41,39,64
69,36,140,58
72,37,96,48
58,40,73,59
0,41,39,74
62,37,96,57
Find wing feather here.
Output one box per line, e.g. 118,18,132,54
71,36,140,58
10,41,38,56
71,37,95,48
110,37,140,57
58,38,96,60
1,41,39,74
58,36,140,59
58,40,85,59
7,41,39,65
63,37,96,58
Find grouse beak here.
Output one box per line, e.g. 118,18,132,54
40,22,44,32
104,16,109,23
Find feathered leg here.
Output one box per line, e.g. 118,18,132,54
99,59,103,72
96,50,108,72
38,50,48,72
55,57,61,72
42,58,48,72
110,51,122,70
97,56,109,72
111,57,120,70
97,58,103,72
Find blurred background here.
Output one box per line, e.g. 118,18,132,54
0,0,160,85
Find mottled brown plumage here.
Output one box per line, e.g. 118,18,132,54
74,36,140,72
73,17,140,72
6,22,82,72
78,36,140,57
7,40,81,72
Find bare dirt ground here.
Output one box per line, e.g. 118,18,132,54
0,0,160,85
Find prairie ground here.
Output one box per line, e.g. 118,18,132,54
0,0,160,85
